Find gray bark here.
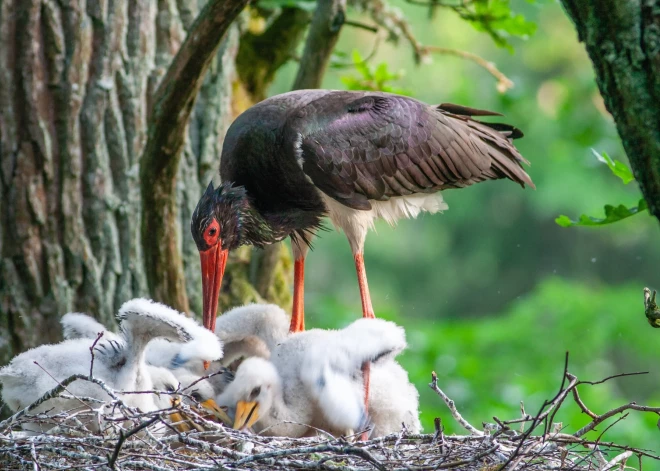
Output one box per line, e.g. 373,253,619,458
0,0,243,364
0,0,326,366
560,0,660,223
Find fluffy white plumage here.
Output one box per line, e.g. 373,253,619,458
60,310,233,397
321,193,447,253
0,298,223,431
217,316,415,438
214,303,290,364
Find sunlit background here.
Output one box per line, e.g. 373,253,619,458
269,0,660,459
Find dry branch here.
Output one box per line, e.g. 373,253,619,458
140,0,249,312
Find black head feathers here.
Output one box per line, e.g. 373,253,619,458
191,181,249,252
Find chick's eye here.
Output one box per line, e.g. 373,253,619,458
165,384,176,393
191,391,202,401
250,386,261,399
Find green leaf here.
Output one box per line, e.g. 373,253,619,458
591,149,634,184
555,199,648,227
373,63,391,85
462,0,536,51
351,50,372,80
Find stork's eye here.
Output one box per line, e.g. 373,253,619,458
250,386,261,399
165,384,176,393
203,219,221,246
191,391,202,401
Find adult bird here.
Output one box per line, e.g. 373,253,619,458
191,90,533,406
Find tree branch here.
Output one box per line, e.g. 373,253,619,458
423,45,513,92
429,371,483,436
292,0,347,90
140,0,249,311
559,0,660,224
237,8,311,102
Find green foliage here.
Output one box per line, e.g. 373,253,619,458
339,50,412,95
270,2,660,466
556,199,648,227
592,149,634,184
312,279,660,465
556,149,648,227
456,0,537,52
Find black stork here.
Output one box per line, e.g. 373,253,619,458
191,89,533,413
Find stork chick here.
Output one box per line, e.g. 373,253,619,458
217,317,414,438
60,311,231,426
0,298,222,432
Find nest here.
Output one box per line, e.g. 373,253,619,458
1,357,658,470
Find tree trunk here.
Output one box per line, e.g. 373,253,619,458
560,0,660,224
0,0,301,365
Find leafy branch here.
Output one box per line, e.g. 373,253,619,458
556,149,649,228
340,50,412,94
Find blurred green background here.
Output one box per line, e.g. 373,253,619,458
269,0,660,461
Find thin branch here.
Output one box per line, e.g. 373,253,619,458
429,371,483,436
139,0,249,310
89,332,104,379
343,19,379,32
574,402,660,438
292,0,347,89
600,451,633,471
107,416,160,469
423,45,514,92
234,444,387,471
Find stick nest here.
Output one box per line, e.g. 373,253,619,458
1,357,658,470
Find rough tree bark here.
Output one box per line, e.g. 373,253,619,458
0,0,325,364
560,1,660,224
140,0,248,313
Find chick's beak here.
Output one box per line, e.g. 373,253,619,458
199,398,233,426
200,244,228,333
234,400,260,431
169,397,196,433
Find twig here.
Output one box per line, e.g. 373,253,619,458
643,287,660,327
423,45,514,92
432,417,444,445
601,450,633,471
343,19,379,32
574,402,660,437
31,364,93,412
429,371,483,436
107,415,160,469
235,444,387,471
30,443,41,471
89,332,104,378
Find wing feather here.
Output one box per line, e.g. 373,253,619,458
289,92,532,210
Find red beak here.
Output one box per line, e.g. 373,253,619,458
200,244,228,333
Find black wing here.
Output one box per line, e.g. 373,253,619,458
289,92,533,210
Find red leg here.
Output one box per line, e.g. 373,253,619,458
354,253,375,319
289,257,305,333
354,252,374,441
